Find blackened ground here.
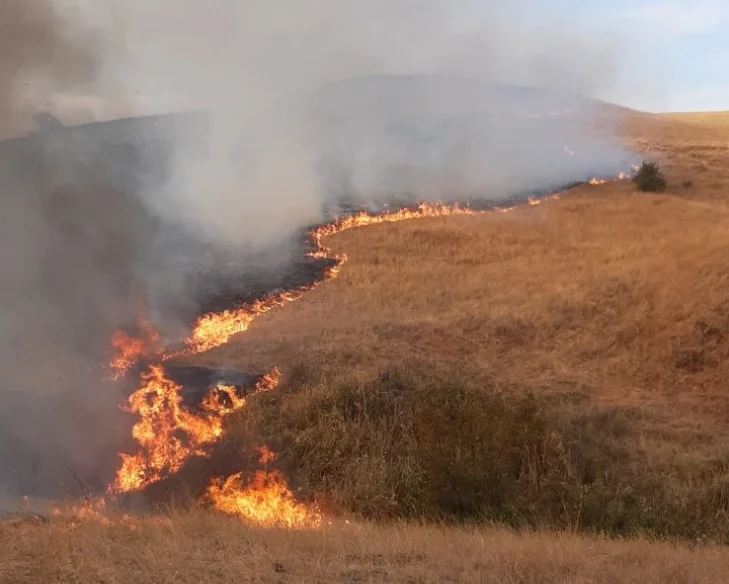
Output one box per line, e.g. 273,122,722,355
165,364,266,408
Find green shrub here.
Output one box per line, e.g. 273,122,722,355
633,161,667,192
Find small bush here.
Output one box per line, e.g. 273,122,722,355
632,161,667,193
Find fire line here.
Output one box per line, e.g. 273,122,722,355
106,176,631,529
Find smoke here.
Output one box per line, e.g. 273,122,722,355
0,0,636,496
97,0,634,246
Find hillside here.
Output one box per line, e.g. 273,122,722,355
4,109,729,582
172,109,729,538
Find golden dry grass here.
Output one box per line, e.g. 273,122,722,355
3,510,729,584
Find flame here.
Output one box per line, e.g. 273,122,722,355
201,369,280,415
588,167,639,186
184,294,304,354
206,446,321,529
258,445,276,465
49,497,112,526
311,202,475,244
112,365,278,493
109,331,145,378
112,365,220,492
178,204,484,359
68,497,110,525
207,471,321,529
109,317,160,379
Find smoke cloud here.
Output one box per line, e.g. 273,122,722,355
93,0,634,246
0,0,636,496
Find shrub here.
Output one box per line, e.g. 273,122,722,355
248,368,579,525
632,161,667,193
198,366,729,542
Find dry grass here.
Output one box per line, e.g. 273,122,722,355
3,510,729,584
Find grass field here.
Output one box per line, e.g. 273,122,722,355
4,109,729,582
5,511,729,584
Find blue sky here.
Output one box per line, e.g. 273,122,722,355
554,0,728,112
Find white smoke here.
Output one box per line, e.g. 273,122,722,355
36,0,636,250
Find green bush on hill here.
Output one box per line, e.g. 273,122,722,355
633,161,667,192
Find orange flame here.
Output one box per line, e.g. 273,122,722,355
206,446,320,529
201,369,280,415
49,497,112,526
207,470,321,529
112,365,278,493
184,294,304,354
109,317,160,379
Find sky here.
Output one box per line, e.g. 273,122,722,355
551,0,729,112
32,0,729,121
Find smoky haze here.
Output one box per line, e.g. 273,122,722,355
96,0,634,245
0,0,636,497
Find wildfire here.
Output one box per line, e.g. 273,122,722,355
106,186,617,527
206,447,321,529
112,365,279,493
48,497,114,527
311,202,476,245
201,369,280,415
109,317,160,379
184,294,304,354
588,167,639,186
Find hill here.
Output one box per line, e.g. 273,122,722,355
4,107,729,581
171,108,729,542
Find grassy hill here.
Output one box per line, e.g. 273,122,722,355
5,110,729,582
175,110,729,537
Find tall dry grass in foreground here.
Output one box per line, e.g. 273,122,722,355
3,510,729,584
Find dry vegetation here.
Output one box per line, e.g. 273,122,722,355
5,110,729,582
5,511,729,584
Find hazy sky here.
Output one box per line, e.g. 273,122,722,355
29,0,729,122
545,0,728,112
